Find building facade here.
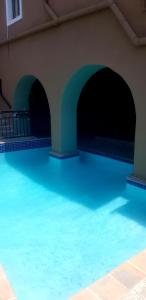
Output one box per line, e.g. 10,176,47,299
0,0,146,182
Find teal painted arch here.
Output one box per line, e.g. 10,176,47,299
13,74,52,139
62,64,136,109
13,75,37,111
60,64,136,153
62,64,105,108
13,75,51,112
60,64,106,152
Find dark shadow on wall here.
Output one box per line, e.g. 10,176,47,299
77,68,136,162
29,80,51,138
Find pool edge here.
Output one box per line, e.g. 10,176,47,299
127,174,146,190
69,249,146,300
0,137,51,153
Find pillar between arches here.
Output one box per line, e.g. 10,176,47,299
128,101,146,186
50,65,105,158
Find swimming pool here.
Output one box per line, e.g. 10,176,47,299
0,147,146,300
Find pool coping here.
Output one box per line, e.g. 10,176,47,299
0,265,17,300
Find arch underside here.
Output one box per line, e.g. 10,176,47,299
61,65,136,162
13,75,51,138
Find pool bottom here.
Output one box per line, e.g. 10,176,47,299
0,148,146,300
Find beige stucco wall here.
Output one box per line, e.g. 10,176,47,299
115,0,146,37
0,0,51,42
49,0,102,15
0,0,105,43
1,0,146,43
0,7,146,180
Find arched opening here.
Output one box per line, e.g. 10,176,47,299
77,67,136,162
61,65,136,162
29,80,51,137
13,75,51,139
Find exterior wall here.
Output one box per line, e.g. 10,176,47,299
0,0,51,43
1,0,146,44
0,5,146,179
115,0,146,37
0,0,104,43
49,0,101,15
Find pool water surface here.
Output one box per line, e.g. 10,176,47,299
0,148,146,300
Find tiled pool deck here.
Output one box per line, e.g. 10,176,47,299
0,265,17,300
0,250,146,300
70,250,146,300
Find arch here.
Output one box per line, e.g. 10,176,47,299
13,75,36,111
61,65,105,153
61,64,136,159
13,75,51,138
62,65,106,111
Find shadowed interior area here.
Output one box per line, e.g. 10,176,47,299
77,67,136,162
29,79,51,138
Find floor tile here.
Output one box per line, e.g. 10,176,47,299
89,275,128,300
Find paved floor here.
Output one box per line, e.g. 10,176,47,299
0,266,17,300
70,250,146,300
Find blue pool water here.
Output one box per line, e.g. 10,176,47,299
0,148,146,300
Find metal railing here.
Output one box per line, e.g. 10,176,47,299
0,111,31,138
